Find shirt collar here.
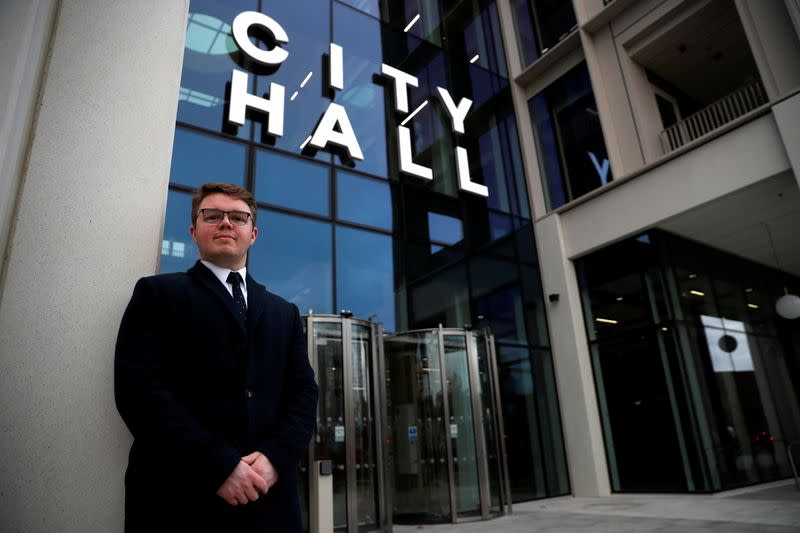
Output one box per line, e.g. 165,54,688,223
200,260,247,289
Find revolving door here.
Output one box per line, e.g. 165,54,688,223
383,328,511,524
304,314,390,533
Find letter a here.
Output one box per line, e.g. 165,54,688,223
309,103,364,160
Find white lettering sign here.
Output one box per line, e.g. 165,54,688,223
227,12,488,197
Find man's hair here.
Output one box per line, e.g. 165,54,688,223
191,183,257,225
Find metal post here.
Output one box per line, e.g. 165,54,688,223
438,326,457,523
311,460,334,533
342,318,358,533
465,332,491,519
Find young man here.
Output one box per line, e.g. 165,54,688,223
115,183,318,532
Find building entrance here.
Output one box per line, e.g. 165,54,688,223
304,313,389,532
383,327,511,524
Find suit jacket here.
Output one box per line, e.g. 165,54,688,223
115,261,319,532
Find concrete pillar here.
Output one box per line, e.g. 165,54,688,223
773,93,800,190
0,0,58,280
736,0,800,100
534,214,611,496
0,0,188,531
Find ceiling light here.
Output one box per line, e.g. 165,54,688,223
690,290,705,297
595,318,618,324
469,54,479,64
747,303,759,309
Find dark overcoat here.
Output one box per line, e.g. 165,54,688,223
115,261,319,532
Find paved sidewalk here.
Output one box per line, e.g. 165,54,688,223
393,480,800,532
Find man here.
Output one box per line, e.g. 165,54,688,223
115,183,318,532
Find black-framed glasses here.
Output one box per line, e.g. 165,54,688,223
198,208,252,227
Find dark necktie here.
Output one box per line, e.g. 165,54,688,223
226,271,247,325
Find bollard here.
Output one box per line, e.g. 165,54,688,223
310,460,333,533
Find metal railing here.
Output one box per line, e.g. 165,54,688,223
659,79,768,153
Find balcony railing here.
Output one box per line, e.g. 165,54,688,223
659,80,768,153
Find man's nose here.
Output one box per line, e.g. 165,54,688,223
218,213,234,227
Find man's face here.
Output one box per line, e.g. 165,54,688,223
190,193,258,270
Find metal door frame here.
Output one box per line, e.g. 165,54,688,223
389,326,510,524
306,313,389,533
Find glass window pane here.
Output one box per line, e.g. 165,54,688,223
529,62,612,210
496,344,569,500
248,210,332,314
311,322,348,529
335,226,396,330
410,264,470,329
255,150,329,216
178,0,256,140
336,171,392,230
160,190,199,274
510,0,577,67
332,3,389,177
336,0,380,18
253,1,332,162
428,212,463,245
169,127,246,188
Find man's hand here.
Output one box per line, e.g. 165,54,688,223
243,451,279,490
216,460,269,505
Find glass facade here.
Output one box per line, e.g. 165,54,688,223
510,0,577,67
529,61,612,210
163,0,569,509
577,231,800,492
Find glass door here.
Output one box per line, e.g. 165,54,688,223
306,314,388,533
384,327,510,524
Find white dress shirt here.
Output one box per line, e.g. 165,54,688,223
200,260,248,307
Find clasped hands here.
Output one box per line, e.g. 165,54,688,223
216,451,279,505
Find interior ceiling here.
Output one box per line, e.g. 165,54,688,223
631,0,757,105
659,172,800,277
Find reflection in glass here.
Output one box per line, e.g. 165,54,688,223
160,190,198,274
249,210,332,314
474,337,504,514
496,344,568,500
410,265,469,330
577,230,800,492
254,0,332,161
169,128,247,189
443,335,480,516
312,322,348,530
385,332,450,522
177,0,255,139
337,172,393,230
351,324,379,529
333,3,389,177
510,0,577,67
255,150,329,216
336,226,396,330
428,212,463,245
529,61,611,210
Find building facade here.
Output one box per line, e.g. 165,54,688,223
1,0,799,531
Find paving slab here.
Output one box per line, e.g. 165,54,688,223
393,480,800,533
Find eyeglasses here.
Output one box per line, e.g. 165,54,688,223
198,208,253,227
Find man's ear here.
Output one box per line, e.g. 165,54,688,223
190,224,197,242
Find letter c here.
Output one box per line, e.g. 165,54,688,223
232,11,289,66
